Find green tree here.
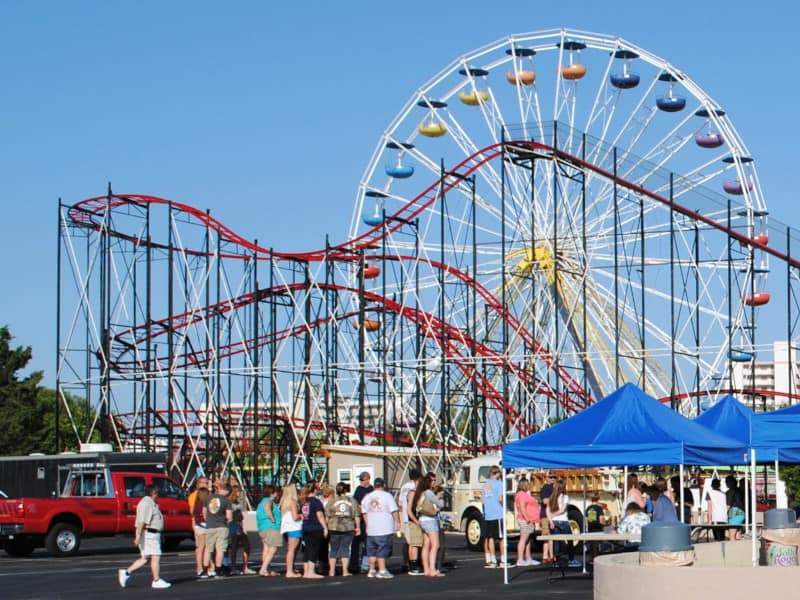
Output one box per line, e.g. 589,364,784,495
36,387,99,453
0,326,95,455
780,464,800,506
0,326,44,455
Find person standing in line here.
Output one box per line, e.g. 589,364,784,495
188,476,210,578
255,485,282,576
187,475,209,514
514,478,541,566
412,475,445,577
481,466,507,568
279,483,303,578
204,482,233,578
398,468,423,575
192,488,210,578
539,471,556,563
227,484,255,574
324,481,361,576
725,474,745,540
118,485,171,589
404,479,425,577
300,481,328,579
361,477,401,579
426,471,448,573
350,471,374,573
548,480,580,568
707,478,728,541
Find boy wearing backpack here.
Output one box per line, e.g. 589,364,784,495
325,482,361,576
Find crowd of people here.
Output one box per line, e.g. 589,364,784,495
119,468,453,588
117,466,749,588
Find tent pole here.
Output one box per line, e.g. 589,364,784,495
582,469,587,574
679,464,684,523
623,466,628,505
751,449,757,567
502,467,508,584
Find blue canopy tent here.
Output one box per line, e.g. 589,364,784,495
694,394,754,445
751,412,800,463
694,394,800,462
502,383,749,469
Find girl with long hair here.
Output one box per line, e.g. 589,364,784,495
411,475,444,577
279,483,302,577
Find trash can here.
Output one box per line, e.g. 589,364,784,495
761,508,800,567
638,522,695,566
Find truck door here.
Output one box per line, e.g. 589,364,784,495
119,476,147,533
150,476,191,532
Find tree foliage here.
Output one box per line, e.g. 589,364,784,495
0,326,94,455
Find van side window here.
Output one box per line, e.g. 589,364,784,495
478,466,491,483
460,467,471,484
124,477,146,498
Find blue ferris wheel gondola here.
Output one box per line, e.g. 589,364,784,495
656,96,686,112
729,350,754,362
362,190,388,226
610,72,640,89
386,164,414,178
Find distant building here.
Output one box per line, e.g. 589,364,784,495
731,341,800,410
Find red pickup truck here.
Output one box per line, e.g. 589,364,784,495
0,464,193,557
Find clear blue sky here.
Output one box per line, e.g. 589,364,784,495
2,0,797,386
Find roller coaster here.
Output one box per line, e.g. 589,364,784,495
56,29,800,495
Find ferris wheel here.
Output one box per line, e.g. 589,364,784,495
344,28,768,445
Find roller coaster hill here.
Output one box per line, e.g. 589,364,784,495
56,29,800,502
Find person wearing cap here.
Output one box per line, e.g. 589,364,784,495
539,471,556,563
349,471,374,573
361,477,401,579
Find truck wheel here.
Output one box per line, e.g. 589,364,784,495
4,537,34,557
464,510,485,551
46,522,81,557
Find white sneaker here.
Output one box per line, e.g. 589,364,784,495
367,570,377,578
117,569,129,588
376,570,394,579
151,578,171,589
528,558,541,566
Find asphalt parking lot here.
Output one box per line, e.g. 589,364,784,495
0,533,594,599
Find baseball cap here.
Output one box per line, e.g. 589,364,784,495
373,477,385,487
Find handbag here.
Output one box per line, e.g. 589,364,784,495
417,496,438,517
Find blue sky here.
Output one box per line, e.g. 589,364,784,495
2,0,797,386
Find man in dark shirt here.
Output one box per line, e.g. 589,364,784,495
349,472,374,573
585,494,606,532
539,471,555,562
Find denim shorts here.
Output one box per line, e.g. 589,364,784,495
366,534,394,558
329,531,354,558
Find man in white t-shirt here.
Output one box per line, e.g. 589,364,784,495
398,468,422,575
118,485,171,589
361,477,401,579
